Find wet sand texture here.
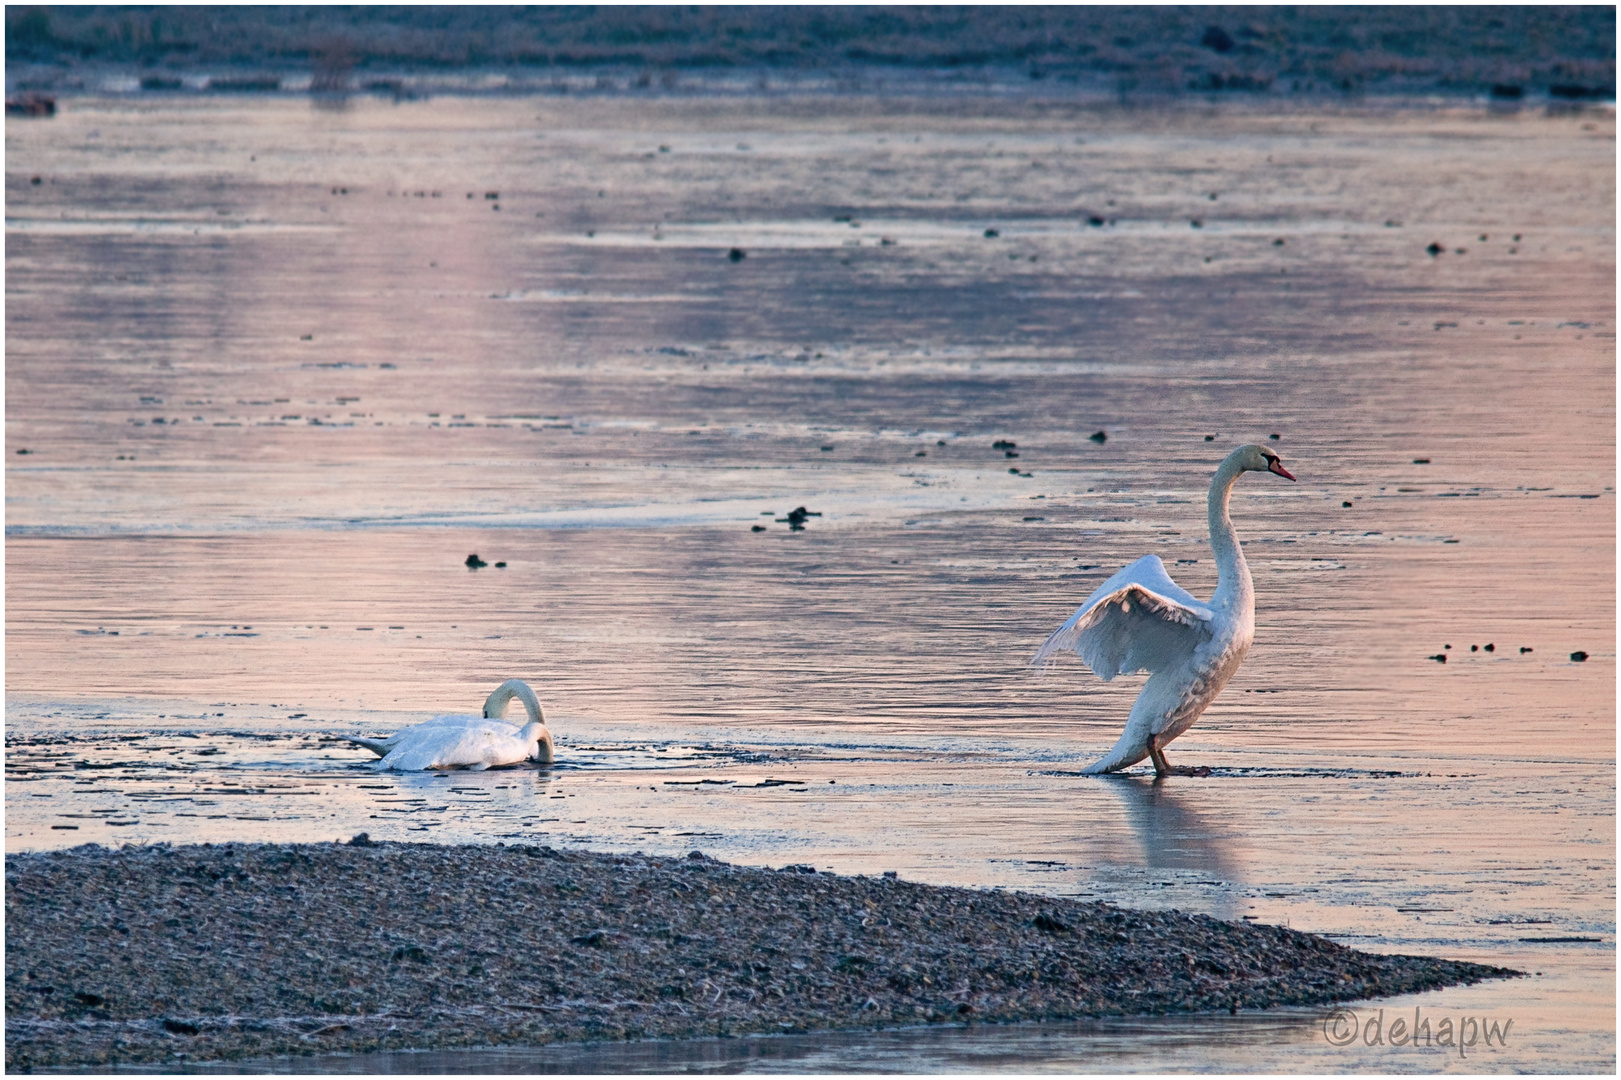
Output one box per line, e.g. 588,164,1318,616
5,842,1516,1070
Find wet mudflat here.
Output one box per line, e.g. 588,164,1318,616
5,92,1614,1071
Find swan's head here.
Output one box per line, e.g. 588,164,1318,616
517,721,555,766
1234,443,1295,481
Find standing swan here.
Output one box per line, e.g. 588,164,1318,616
345,679,555,771
1032,444,1295,775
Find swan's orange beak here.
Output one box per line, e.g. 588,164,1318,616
1268,460,1296,481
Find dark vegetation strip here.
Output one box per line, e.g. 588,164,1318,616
5,6,1615,99
6,841,1517,1070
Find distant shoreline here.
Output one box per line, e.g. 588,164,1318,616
6,6,1614,104
5,840,1518,1070
6,65,1617,111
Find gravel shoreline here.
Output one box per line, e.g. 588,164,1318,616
6,840,1518,1071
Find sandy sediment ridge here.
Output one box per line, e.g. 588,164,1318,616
5,840,1517,1070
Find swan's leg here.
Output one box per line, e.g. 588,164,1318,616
1147,734,1173,776
1147,734,1211,777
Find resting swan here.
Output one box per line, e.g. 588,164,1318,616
1032,444,1295,775
345,679,554,771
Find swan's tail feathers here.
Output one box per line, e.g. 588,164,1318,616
343,735,393,758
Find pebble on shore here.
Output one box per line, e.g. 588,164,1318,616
5,842,1517,1070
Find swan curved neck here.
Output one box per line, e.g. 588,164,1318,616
485,679,543,725
1208,455,1252,607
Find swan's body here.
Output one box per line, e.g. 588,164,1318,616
346,679,554,771
1033,444,1295,775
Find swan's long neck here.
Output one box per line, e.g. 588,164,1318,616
1207,454,1253,612
485,679,543,725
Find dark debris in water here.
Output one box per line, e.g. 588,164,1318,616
4,841,1517,1070
1036,767,1417,780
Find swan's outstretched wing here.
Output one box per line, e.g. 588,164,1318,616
1031,555,1214,679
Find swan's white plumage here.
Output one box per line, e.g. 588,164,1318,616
346,679,554,771
1032,444,1294,774
1031,554,1214,680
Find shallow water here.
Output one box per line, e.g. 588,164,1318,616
6,94,1615,1071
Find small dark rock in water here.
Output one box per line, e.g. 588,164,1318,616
1570,651,1588,662
1273,238,1286,246
1426,242,1444,256
1413,458,1430,464
821,445,834,452
1005,450,1019,458
1343,501,1353,508
348,833,375,847
983,228,999,238
1190,219,1203,229
777,506,821,530
1490,83,1525,100
1484,643,1495,652
751,524,766,532
1429,654,1448,663
1471,645,1478,652
728,248,745,262
915,450,927,457
1089,431,1107,444
1086,215,1106,227
992,439,1017,450
1520,647,1533,654
1269,433,1281,441
494,561,507,569
16,448,31,454
1205,434,1216,441
465,554,488,569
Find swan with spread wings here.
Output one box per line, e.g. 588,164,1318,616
1033,444,1295,775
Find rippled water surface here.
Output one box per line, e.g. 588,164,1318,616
6,94,1614,1071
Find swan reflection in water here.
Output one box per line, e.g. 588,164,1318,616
1105,776,1242,920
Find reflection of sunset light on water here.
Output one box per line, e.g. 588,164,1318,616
4,95,1612,1070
